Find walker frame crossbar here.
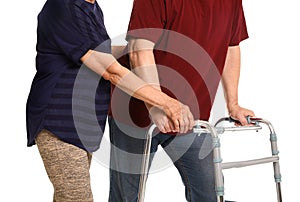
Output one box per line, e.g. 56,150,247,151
137,117,282,202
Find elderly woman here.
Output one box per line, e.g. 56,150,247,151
26,0,194,201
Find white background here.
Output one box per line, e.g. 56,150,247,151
1,0,299,201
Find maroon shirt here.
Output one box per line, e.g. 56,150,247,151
110,0,248,129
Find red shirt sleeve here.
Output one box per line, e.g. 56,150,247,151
126,0,166,43
229,0,249,46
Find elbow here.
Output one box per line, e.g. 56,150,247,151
128,52,139,67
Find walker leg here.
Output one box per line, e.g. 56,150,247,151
195,121,225,202
276,182,282,202
211,131,225,202
269,130,282,202
217,196,225,202
274,161,282,202
137,125,156,202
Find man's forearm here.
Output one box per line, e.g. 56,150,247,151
222,45,255,124
221,45,241,112
111,45,126,59
128,39,159,85
129,51,160,89
128,39,162,109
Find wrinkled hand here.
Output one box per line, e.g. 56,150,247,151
149,107,174,133
228,104,255,126
161,99,194,133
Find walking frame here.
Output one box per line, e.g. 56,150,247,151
138,117,282,202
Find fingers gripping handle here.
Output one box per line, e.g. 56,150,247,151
229,116,262,125
193,117,263,135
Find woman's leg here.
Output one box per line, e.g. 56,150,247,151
36,130,93,202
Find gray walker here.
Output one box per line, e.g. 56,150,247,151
138,117,282,202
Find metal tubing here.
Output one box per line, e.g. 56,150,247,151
218,195,225,202
138,124,156,202
216,125,262,133
222,156,279,169
256,119,282,202
276,183,283,202
214,117,262,134
138,117,283,202
214,117,283,201
194,120,225,198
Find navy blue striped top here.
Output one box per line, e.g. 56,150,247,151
26,0,111,152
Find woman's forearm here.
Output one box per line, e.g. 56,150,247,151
81,50,174,110
81,49,194,131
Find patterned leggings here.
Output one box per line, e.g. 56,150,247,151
36,130,93,202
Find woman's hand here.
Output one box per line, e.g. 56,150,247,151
150,101,194,134
161,99,194,133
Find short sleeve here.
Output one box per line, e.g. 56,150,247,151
229,0,249,46
126,0,166,44
40,0,109,64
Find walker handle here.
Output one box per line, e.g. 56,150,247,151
229,116,262,125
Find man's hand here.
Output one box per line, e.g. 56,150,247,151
228,104,255,126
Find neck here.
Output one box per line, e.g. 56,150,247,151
85,0,95,4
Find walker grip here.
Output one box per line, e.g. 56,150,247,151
229,116,262,125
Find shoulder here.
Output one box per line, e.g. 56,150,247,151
40,0,84,21
42,0,82,14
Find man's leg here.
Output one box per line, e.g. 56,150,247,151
108,118,159,202
162,133,217,202
36,130,93,202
